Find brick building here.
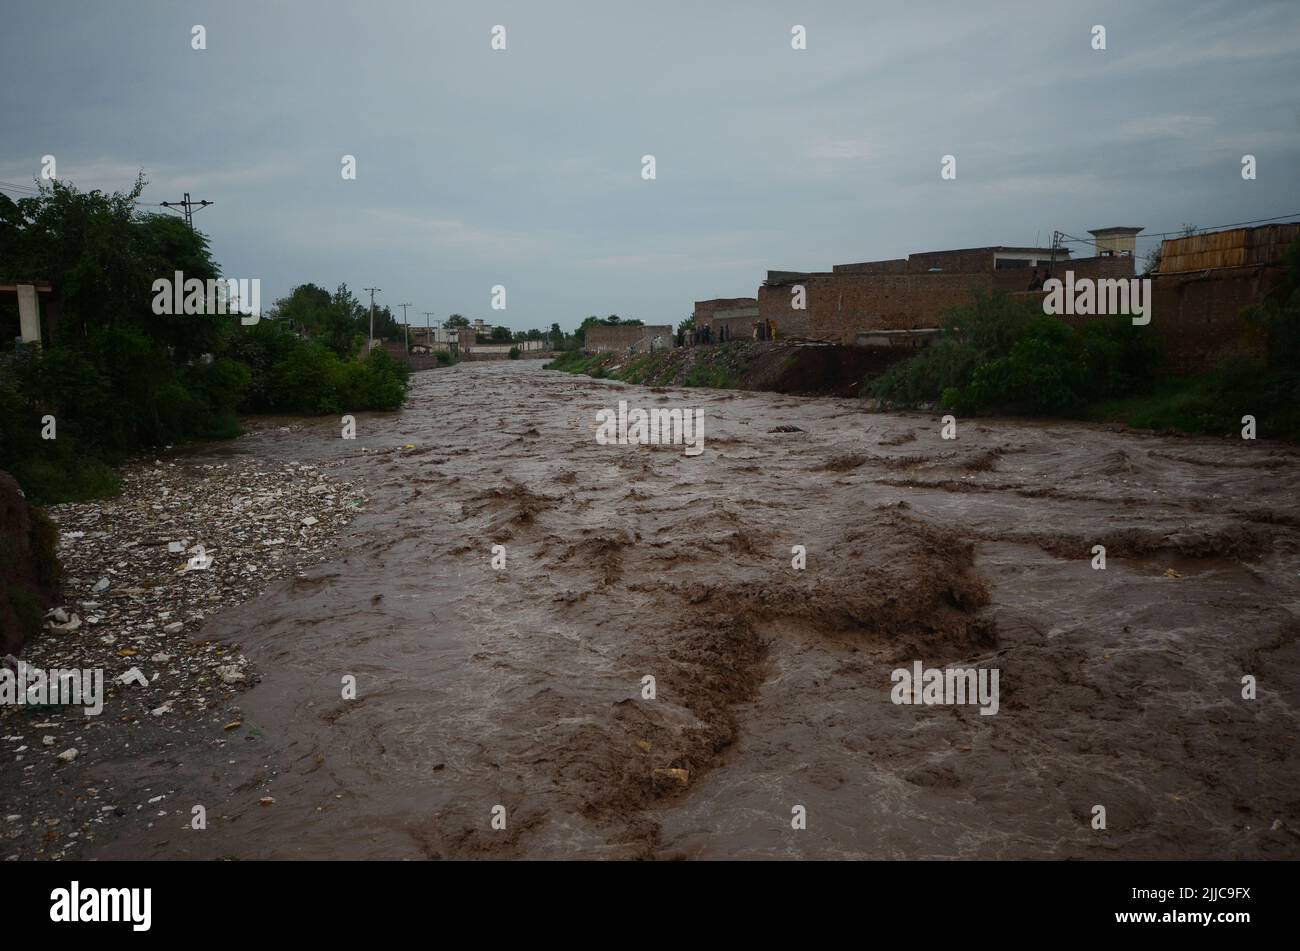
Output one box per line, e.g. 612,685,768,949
1148,223,1300,374
693,297,758,333
756,236,1137,344
407,326,476,353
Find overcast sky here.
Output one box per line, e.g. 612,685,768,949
3,0,1298,330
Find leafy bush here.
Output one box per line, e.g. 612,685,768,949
951,317,1085,415
868,292,1040,405
870,338,983,404
337,347,410,411
257,339,409,415
871,292,1164,416
943,291,1041,355
1079,315,1162,399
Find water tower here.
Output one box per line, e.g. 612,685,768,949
1087,226,1144,257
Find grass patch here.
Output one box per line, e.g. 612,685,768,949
1083,362,1300,440
683,364,739,389
544,351,596,373
9,453,122,507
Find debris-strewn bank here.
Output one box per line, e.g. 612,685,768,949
547,342,909,397
0,436,366,860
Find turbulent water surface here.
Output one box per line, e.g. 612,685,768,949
98,360,1300,859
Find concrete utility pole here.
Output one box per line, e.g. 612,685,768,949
158,192,213,230
398,302,412,353
364,287,381,354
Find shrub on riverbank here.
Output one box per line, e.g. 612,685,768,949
868,293,1160,414
544,350,593,372
545,342,756,389
871,244,1300,439
230,322,409,414
1082,358,1300,439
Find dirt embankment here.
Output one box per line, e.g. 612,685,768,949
553,341,909,397
0,471,61,656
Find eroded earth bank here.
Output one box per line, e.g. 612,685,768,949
37,360,1300,859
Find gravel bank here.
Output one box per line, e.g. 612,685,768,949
1,440,366,860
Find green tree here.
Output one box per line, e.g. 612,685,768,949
270,283,333,333
0,174,222,357
0,177,414,504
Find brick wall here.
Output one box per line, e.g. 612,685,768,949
757,253,1144,345
760,271,994,343
908,248,998,272
586,323,674,352
1044,264,1279,375
714,314,761,339
831,259,910,274
693,297,757,328
988,254,1135,293
1147,266,1279,374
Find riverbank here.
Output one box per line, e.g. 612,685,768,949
0,433,366,860
548,341,908,398
549,343,1300,442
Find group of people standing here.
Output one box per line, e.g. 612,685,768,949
679,324,718,346
677,319,778,347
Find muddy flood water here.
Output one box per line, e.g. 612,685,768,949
96,359,1300,860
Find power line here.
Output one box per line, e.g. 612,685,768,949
0,180,168,208
0,180,43,195
1057,212,1300,250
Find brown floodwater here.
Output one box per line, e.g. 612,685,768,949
98,359,1300,859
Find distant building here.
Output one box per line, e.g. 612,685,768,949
1088,226,1144,257
755,229,1137,345
693,297,757,327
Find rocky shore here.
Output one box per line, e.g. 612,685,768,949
1,439,366,860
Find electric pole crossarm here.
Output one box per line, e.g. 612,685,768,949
159,192,213,230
